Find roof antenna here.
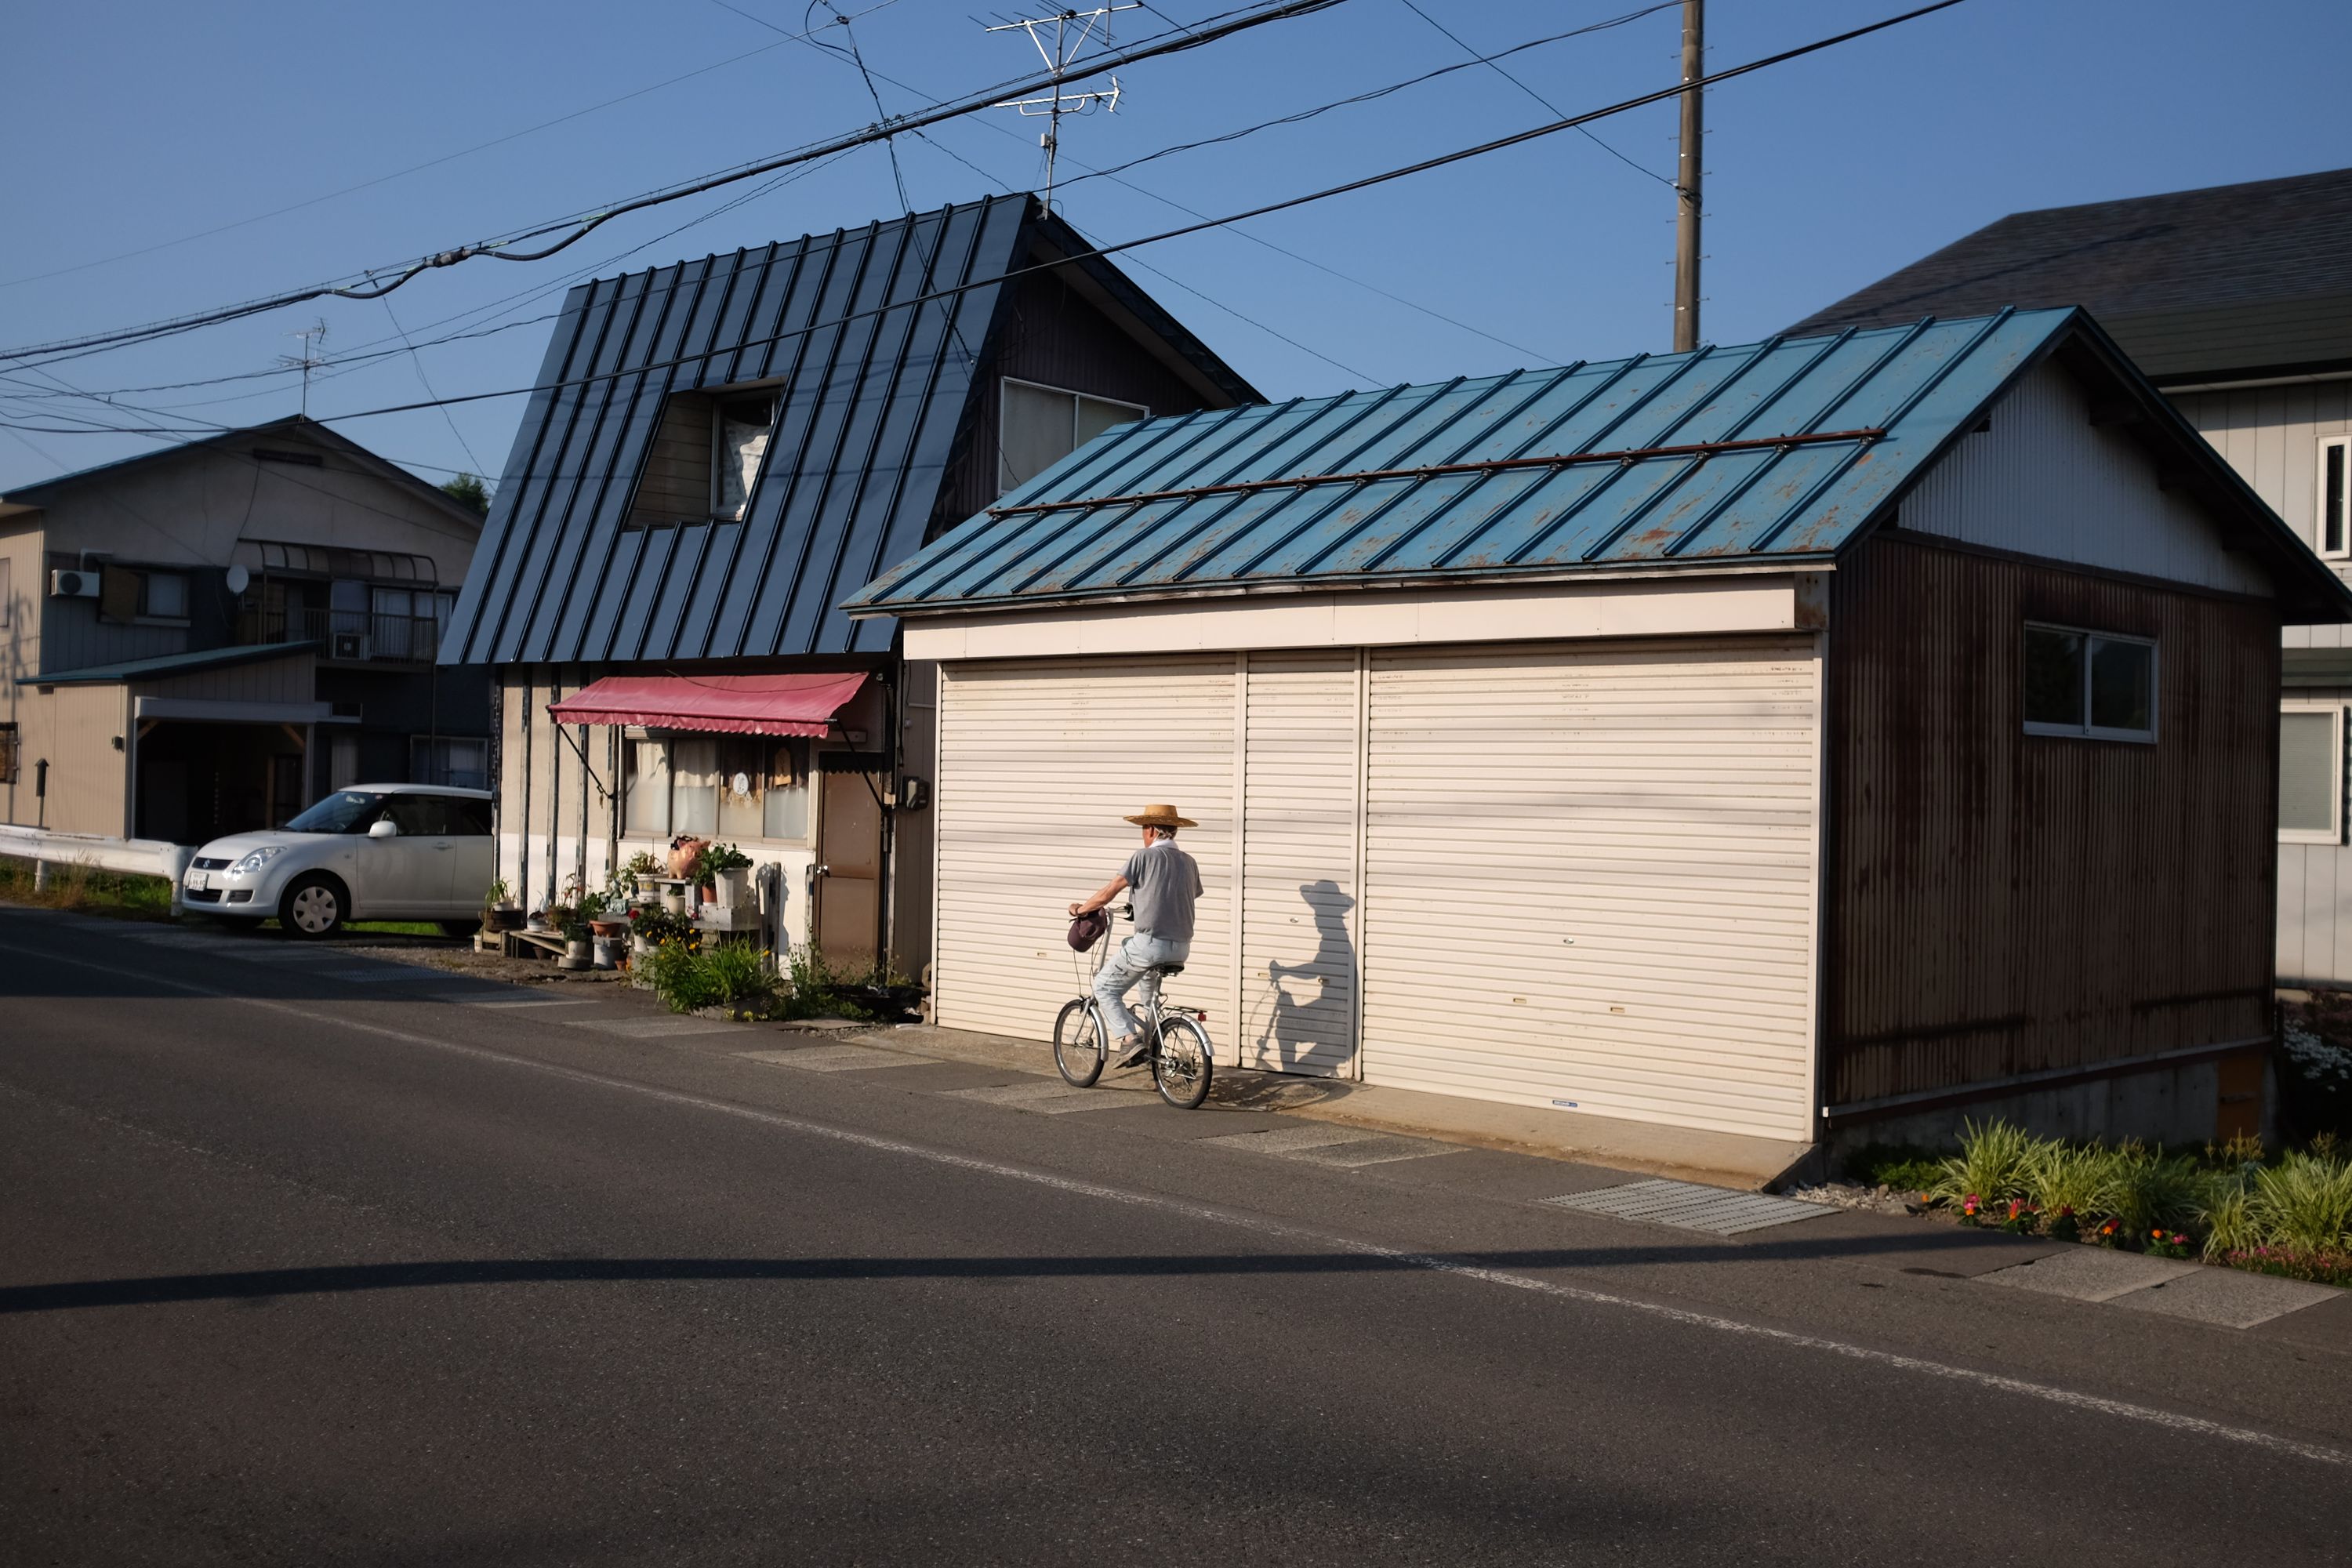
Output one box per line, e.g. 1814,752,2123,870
280,318,329,417
985,4,1138,216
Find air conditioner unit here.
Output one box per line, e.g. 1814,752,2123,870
331,631,371,660
49,569,100,598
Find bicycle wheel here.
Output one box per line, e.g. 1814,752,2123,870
1053,997,1106,1088
1152,1016,1214,1110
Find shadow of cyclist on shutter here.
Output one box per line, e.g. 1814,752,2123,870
1254,879,1357,1076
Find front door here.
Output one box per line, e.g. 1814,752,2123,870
813,754,885,975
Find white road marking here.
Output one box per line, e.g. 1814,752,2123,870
5,934,2347,1472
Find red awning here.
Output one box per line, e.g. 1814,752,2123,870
544,672,867,737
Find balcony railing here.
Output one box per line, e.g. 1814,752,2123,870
239,608,446,664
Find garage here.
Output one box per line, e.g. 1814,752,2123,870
853,308,2347,1149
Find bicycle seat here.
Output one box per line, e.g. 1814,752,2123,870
1152,962,1185,977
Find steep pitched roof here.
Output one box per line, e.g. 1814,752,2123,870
849,309,2352,626
1786,169,2352,383
440,194,1257,667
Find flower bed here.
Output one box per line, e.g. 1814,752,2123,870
1840,1120,2352,1289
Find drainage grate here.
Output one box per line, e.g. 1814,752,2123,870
1542,1179,1831,1235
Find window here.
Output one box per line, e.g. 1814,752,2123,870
998,378,1148,495
2321,437,2350,560
0,722,16,785
412,735,488,790
2281,704,2345,844
628,387,779,528
138,572,189,619
622,735,811,842
2022,622,2157,742
716,395,775,521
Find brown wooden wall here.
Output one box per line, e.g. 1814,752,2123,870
1822,529,2279,1109
931,268,1225,533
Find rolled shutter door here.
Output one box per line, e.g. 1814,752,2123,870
1359,637,1819,1140
934,655,1236,1040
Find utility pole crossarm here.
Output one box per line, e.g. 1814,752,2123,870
984,2,1141,215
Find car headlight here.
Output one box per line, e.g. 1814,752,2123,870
231,846,286,876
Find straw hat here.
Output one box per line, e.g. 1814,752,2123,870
1123,802,1197,829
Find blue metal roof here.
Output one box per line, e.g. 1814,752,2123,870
851,307,2163,615
441,194,1258,668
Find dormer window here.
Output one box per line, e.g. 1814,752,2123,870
630,384,779,528
717,394,775,521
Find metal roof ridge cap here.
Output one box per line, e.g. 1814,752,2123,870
855,556,1824,618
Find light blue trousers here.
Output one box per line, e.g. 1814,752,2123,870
1094,933,1190,1040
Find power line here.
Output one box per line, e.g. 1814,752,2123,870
0,0,1352,368
34,0,1968,434
0,1,908,294
1392,0,1674,189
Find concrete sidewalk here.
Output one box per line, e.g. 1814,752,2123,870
843,1022,1814,1189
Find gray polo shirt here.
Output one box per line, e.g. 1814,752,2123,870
1123,838,1203,942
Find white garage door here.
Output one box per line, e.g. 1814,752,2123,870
1359,637,1820,1140
1237,650,1359,1076
933,655,1236,1042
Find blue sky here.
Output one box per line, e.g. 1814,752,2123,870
2,0,2347,494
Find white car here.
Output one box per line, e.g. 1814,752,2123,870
183,783,496,938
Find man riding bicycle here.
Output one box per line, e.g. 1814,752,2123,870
1069,803,1203,1069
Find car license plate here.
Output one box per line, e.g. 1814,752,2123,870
188,870,209,891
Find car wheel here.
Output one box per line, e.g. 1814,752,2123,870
281,874,348,939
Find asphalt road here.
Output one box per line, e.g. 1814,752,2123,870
4,905,2350,1566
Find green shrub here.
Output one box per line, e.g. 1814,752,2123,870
648,935,777,1017
2103,1143,2205,1239
2246,1150,2352,1254
1934,1119,2038,1205
2027,1141,2118,1221
648,938,723,1014
1841,1142,1944,1192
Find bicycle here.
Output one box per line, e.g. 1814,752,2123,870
1053,905,1215,1110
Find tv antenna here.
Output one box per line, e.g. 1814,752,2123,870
985,3,1138,214
280,318,329,416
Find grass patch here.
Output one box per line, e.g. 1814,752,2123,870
0,854,174,920
1838,1142,1944,1193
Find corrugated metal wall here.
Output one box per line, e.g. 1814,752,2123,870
932,655,1237,1041
1823,532,2277,1108
1903,359,2273,597
1358,638,1820,1139
2173,381,2352,645
1238,649,1361,1076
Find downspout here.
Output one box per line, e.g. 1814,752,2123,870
517,671,533,916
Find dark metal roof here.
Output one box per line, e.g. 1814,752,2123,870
20,641,318,687
441,194,1258,668
850,308,2352,625
1786,168,2352,383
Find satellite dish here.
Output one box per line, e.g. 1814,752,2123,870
224,564,251,595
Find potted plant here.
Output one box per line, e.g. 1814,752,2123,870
483,878,524,933
699,842,755,909
624,851,661,902
630,905,689,956
584,886,630,941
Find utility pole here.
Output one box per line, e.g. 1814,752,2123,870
986,4,1138,215
1672,0,1704,354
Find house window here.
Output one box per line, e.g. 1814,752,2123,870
0,722,17,785
2281,705,2345,844
997,378,1147,495
2022,622,2157,742
622,735,811,842
628,387,779,528
716,395,775,521
412,736,488,791
139,571,189,620
2321,438,2350,560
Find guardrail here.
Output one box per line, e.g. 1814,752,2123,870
0,824,196,915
